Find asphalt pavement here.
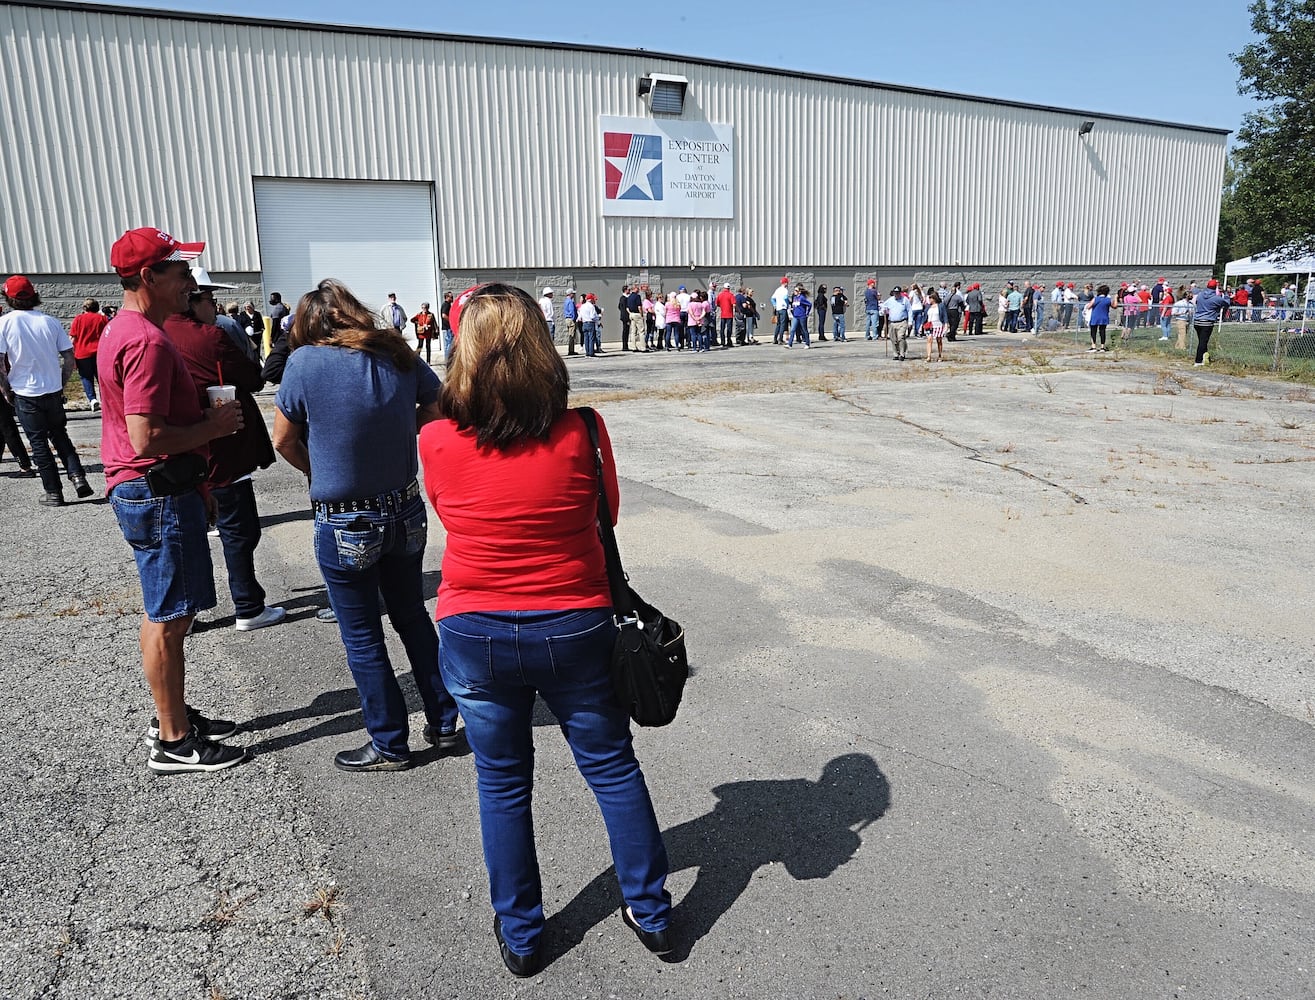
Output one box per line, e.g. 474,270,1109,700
3,328,1312,1000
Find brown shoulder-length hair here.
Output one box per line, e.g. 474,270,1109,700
289,279,415,371
440,283,569,450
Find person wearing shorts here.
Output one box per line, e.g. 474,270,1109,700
925,290,946,361
100,227,247,773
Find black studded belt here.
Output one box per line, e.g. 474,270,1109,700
313,479,420,516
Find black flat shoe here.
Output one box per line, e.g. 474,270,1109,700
333,741,411,772
494,917,542,977
620,906,672,955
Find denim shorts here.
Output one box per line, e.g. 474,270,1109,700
109,478,216,622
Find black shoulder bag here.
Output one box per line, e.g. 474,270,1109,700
578,407,688,727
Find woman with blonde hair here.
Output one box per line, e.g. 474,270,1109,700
272,278,460,771
419,283,672,976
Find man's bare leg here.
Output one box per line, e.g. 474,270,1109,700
141,615,192,740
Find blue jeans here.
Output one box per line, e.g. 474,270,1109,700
213,478,266,619
582,321,599,356
1161,313,1173,338
866,308,881,339
314,492,458,759
110,478,216,622
774,309,789,343
75,355,98,403
833,314,846,339
910,308,926,336
788,316,810,346
1035,305,1046,332
440,608,670,956
441,330,454,364
14,392,86,495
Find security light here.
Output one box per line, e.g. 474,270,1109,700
638,73,689,115
1078,120,1095,138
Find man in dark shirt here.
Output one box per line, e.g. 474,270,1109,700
616,285,632,352
165,283,285,635
625,285,643,352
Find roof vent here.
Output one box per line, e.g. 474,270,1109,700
637,73,688,115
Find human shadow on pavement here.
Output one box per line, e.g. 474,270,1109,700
242,674,472,765
543,753,890,964
260,507,313,528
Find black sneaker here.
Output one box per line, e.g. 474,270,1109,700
148,730,249,773
423,724,461,750
72,476,94,499
145,705,239,743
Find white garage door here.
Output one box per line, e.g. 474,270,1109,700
254,178,438,346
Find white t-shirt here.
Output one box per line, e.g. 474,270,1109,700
538,296,554,322
0,308,71,396
676,292,691,311
771,285,790,311
578,301,598,323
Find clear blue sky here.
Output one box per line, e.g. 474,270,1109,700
102,0,1258,134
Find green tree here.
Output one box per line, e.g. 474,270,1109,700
1222,0,1315,264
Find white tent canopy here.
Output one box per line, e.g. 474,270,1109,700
1224,241,1315,277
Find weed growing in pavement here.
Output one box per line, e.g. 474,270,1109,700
1276,417,1302,430
201,890,257,929
327,928,348,957
1036,376,1055,393
304,885,341,922
1027,349,1052,368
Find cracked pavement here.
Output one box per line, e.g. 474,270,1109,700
2,330,1312,999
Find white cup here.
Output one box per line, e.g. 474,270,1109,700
206,384,237,407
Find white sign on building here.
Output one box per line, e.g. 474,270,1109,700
600,115,734,219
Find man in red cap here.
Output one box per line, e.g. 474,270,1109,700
1191,279,1230,366
0,274,94,505
100,227,247,773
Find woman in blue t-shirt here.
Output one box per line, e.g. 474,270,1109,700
1088,284,1113,352
272,278,460,772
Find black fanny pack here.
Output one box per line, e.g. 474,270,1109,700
144,453,208,497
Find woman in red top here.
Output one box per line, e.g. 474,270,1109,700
69,297,108,409
419,284,671,977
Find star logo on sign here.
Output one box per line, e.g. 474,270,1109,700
603,132,663,201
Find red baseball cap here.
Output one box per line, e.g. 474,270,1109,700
780,277,789,284
866,278,876,286
110,227,205,277
1067,282,1075,288
3,275,36,299
1206,279,1218,288
447,283,484,339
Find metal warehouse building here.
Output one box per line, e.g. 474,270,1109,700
1,0,1228,323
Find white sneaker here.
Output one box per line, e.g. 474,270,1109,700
207,527,220,538
235,606,286,632
90,399,101,411
1159,336,1169,341
1087,346,1098,352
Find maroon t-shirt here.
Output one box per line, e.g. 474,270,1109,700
98,310,207,493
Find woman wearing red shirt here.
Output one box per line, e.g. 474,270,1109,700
69,297,108,409
419,284,671,977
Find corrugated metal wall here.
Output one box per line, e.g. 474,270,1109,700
0,3,1227,275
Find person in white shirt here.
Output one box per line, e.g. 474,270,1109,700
770,280,791,344
0,275,93,505
537,288,555,338
675,286,692,350
577,294,600,356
